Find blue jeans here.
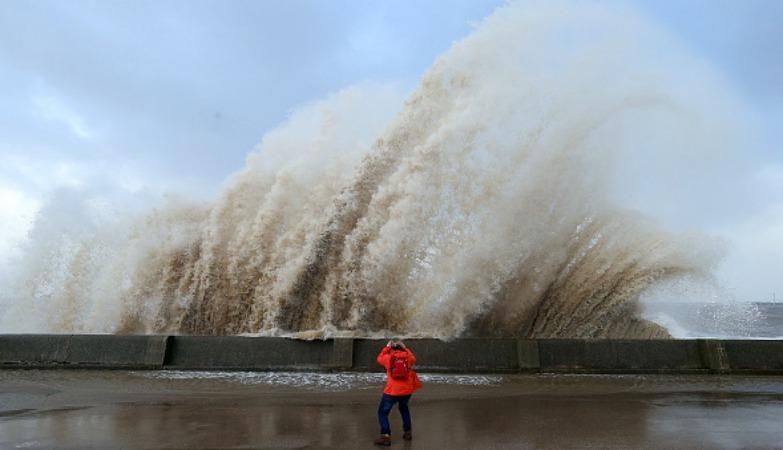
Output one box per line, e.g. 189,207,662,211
377,393,412,435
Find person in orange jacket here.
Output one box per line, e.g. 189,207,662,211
373,338,422,446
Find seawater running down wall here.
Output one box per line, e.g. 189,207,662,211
4,2,750,338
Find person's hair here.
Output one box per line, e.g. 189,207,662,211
390,337,404,350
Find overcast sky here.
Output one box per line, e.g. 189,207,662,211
0,0,781,300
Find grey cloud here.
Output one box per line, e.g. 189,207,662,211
0,0,503,190
636,0,783,106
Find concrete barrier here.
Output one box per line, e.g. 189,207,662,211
722,340,783,372
698,339,730,372
353,338,520,372
0,334,167,368
165,336,336,370
538,339,704,372
1,335,782,373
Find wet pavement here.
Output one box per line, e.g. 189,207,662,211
0,370,782,449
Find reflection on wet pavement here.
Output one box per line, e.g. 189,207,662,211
1,370,782,449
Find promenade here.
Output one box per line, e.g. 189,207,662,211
1,370,781,449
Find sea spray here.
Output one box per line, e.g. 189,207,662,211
2,2,742,338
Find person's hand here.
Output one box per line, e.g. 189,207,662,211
386,340,393,348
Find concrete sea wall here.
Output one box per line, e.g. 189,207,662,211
1,335,782,374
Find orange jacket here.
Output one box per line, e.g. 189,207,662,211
377,346,422,396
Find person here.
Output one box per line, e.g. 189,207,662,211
373,338,422,446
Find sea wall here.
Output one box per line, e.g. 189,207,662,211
1,335,781,373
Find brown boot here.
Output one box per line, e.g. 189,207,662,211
373,434,391,446
403,431,412,440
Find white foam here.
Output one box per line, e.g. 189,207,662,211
1,2,755,339
141,370,501,391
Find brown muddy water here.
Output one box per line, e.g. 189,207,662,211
0,370,782,449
